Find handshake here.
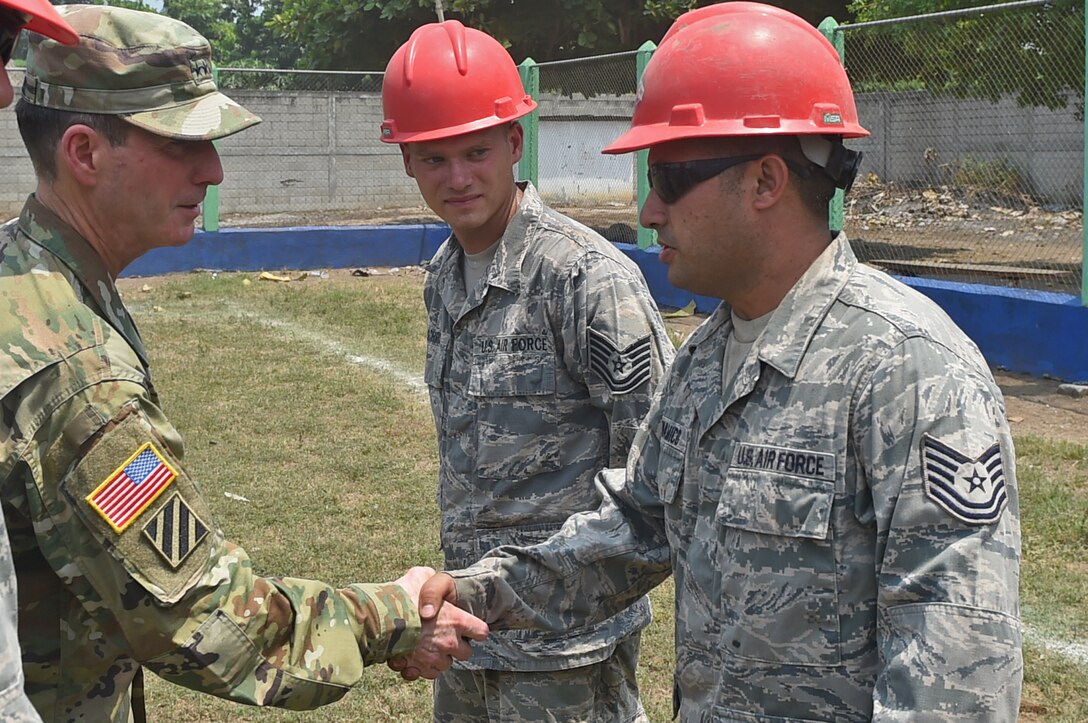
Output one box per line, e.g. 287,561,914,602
389,567,480,681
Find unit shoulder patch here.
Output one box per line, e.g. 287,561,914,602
589,328,652,394
143,491,210,569
921,434,1008,525
61,410,220,603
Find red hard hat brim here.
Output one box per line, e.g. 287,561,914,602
602,122,869,155
380,99,537,144
9,0,79,45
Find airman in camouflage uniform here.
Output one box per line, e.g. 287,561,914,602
382,20,674,723
0,3,77,722
410,4,1023,721
2,6,486,722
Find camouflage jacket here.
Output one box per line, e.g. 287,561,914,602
1,513,41,723
424,182,674,671
0,196,421,723
450,234,1023,720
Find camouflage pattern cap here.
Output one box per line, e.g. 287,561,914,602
21,4,260,141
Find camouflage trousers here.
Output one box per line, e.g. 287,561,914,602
432,635,646,723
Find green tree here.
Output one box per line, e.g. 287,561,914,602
162,0,301,68
60,0,158,10
846,0,1084,114
272,0,852,71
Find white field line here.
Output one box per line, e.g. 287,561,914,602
133,299,1088,669
226,303,430,396
132,300,429,397
1025,628,1088,667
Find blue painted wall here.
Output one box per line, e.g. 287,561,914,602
123,226,1088,382
124,225,450,277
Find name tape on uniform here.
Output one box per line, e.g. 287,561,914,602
732,442,836,482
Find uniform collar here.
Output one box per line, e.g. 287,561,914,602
425,181,542,323
754,232,855,379
680,233,855,439
426,181,541,287
484,180,542,294
17,194,149,367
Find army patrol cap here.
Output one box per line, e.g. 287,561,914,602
21,4,260,140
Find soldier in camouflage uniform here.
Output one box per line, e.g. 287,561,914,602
2,6,487,722
0,4,76,722
380,20,674,723
407,4,1024,721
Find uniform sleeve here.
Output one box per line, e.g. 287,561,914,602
449,406,673,632
563,253,675,466
0,516,42,723
854,336,1022,721
25,354,420,710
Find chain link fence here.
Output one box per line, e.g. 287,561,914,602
534,51,640,228
95,1,1083,295
839,0,1084,294
218,68,384,93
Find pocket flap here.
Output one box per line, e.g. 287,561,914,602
718,471,834,540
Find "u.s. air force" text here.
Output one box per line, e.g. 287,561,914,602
475,335,551,354
732,442,836,482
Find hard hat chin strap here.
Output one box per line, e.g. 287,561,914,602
799,135,863,193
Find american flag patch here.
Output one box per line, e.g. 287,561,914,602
87,443,178,534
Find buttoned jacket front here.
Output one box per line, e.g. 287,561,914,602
424,183,674,670
452,234,1022,720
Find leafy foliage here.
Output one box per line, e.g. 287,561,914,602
846,0,1084,115
272,0,851,71
163,0,302,68
59,0,854,72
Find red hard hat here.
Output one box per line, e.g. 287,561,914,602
380,20,537,144
603,1,868,154
4,0,78,45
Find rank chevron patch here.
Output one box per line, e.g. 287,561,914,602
589,329,653,394
921,434,1008,525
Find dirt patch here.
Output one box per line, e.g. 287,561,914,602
995,371,1088,445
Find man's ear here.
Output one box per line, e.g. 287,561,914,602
508,122,524,164
400,143,415,178
752,154,791,211
58,125,107,188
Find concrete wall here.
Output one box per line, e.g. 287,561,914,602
1,71,1082,218
123,225,1088,382
211,89,420,217
852,91,1084,204
1,71,36,216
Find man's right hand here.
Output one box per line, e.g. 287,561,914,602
388,570,485,681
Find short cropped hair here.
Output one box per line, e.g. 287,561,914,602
736,136,837,222
15,100,131,181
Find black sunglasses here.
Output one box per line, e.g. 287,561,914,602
0,7,29,66
648,154,814,204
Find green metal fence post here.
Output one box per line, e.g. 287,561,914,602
818,17,846,233
635,40,656,249
202,65,221,232
1082,0,1087,305
518,57,540,187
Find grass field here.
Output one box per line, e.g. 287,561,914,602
120,269,1087,722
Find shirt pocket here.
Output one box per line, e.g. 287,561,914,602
717,470,841,667
469,350,560,480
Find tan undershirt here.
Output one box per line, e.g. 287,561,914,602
723,308,774,390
